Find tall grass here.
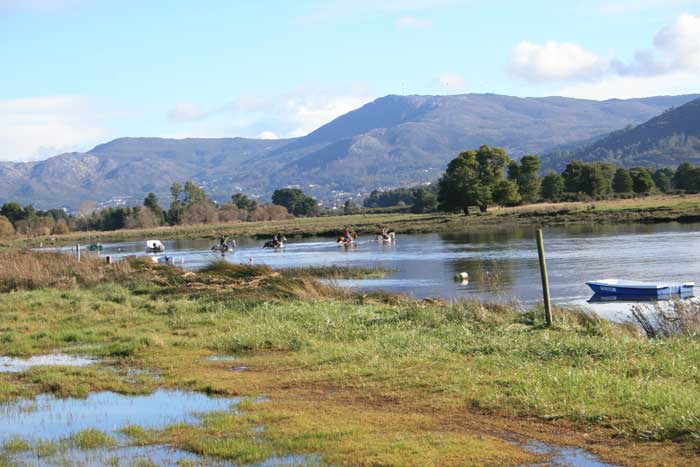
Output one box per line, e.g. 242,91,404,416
0,251,134,292
631,300,700,338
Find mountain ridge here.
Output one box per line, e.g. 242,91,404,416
544,97,700,170
2,92,699,209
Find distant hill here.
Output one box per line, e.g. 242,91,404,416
543,98,700,170
1,93,699,209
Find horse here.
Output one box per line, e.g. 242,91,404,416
337,232,358,245
211,240,237,252
377,231,396,243
263,235,286,249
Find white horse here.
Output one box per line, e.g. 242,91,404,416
211,240,237,252
377,229,396,243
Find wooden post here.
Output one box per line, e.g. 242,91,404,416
536,229,553,326
105,256,112,264
76,244,80,262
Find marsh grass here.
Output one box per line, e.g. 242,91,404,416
0,251,133,292
631,300,700,338
68,429,115,449
2,251,700,464
281,266,396,279
1,437,30,454
186,437,273,464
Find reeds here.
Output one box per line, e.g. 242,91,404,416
631,300,700,338
0,250,133,292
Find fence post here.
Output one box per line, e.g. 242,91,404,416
76,244,80,262
536,229,553,327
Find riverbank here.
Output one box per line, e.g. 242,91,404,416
0,251,698,466
5,194,700,249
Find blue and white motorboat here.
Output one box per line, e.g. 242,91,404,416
586,279,694,297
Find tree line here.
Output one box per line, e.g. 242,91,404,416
434,146,691,214
3,146,700,238
0,183,320,238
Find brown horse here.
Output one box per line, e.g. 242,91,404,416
337,231,358,244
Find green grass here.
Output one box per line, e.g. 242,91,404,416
1,252,699,465
2,437,30,454
185,437,273,464
68,429,115,449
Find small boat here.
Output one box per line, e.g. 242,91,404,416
145,240,165,253
586,279,695,297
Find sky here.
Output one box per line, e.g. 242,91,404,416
1,0,699,162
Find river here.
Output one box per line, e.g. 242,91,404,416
70,222,700,321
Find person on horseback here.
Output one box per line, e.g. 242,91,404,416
343,226,352,242
219,236,227,248
272,233,283,247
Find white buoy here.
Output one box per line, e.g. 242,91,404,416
454,272,469,283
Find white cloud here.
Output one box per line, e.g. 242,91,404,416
256,131,279,140
510,41,610,82
436,73,466,90
652,13,700,72
0,96,124,162
165,85,376,140
557,71,700,100
396,15,432,29
510,12,700,98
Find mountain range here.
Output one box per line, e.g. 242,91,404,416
543,97,700,170
1,92,699,209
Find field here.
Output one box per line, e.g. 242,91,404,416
0,252,699,466
6,194,700,250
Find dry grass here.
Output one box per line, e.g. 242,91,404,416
0,250,135,292
631,300,700,338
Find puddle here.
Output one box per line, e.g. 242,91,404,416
521,440,621,467
231,365,250,372
0,354,97,373
9,445,212,467
10,445,319,467
0,390,238,444
206,355,240,362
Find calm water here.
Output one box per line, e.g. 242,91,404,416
0,390,238,443
72,223,700,320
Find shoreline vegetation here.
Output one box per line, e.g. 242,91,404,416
0,252,699,466
5,193,700,248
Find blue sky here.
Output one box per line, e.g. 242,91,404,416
1,0,699,161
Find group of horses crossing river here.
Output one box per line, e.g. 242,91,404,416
201,228,397,254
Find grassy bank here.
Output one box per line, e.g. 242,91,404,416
0,252,699,466
6,194,700,249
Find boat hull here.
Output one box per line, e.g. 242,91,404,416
586,281,694,297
